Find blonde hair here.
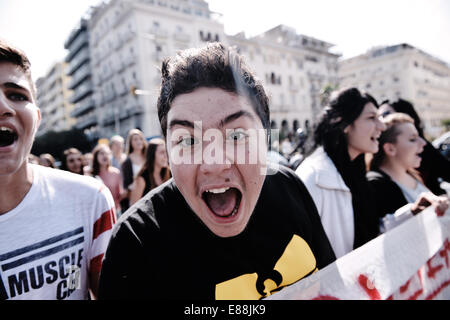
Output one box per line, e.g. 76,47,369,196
369,112,418,172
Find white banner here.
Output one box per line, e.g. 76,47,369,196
268,206,450,300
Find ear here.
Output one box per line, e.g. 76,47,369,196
383,142,396,157
343,125,350,134
35,107,41,129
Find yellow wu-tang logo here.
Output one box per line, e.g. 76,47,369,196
215,234,317,300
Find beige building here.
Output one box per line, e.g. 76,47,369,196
228,25,340,137
339,43,450,137
36,62,74,135
88,0,226,138
84,0,339,139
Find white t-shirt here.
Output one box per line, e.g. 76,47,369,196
0,165,116,300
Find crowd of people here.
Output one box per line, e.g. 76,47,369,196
28,130,171,215
1,38,449,300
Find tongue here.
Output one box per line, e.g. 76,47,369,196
204,188,238,217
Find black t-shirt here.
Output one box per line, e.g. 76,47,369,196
98,165,336,299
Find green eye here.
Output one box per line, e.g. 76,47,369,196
178,136,199,147
228,129,248,142
8,92,29,102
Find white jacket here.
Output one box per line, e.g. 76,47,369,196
295,147,354,258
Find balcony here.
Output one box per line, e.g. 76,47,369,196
71,98,95,117
102,113,116,126
65,33,89,63
128,104,144,116
75,114,98,130
124,54,137,67
115,60,126,73
66,49,90,75
148,27,169,39
122,29,136,43
103,91,117,104
173,32,191,43
68,65,91,90
114,35,124,50
70,81,93,104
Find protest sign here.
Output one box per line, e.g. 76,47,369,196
268,206,450,300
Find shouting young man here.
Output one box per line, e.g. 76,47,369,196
98,43,335,300
0,39,116,300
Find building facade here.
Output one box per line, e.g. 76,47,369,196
228,25,340,138
65,16,99,140
339,43,450,137
35,62,74,135
62,0,339,141
88,0,226,139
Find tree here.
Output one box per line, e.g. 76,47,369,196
31,128,96,161
319,83,339,107
441,119,450,131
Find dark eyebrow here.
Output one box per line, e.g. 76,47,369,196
169,110,256,131
220,110,255,127
168,119,197,130
3,82,29,92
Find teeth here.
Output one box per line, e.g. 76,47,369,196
206,187,230,194
0,127,13,133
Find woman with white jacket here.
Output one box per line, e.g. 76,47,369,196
296,88,386,258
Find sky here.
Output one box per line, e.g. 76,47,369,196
1,0,449,80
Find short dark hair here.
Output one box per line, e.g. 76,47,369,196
390,99,424,138
0,38,36,101
157,42,270,137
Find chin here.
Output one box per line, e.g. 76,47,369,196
209,223,247,238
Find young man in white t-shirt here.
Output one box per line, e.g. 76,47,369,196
0,39,116,300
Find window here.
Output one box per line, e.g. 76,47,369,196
271,73,276,84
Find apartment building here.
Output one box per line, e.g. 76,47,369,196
61,0,340,140
339,43,450,137
35,62,74,135
88,0,226,138
228,24,340,137
65,16,98,140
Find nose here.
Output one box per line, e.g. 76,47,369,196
376,118,387,132
199,139,233,175
0,92,16,117
199,161,232,175
418,137,426,150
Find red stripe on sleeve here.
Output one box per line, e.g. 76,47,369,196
93,209,116,240
90,254,104,274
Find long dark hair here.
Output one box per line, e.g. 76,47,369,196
313,87,378,162
91,144,111,177
137,138,171,191
313,87,381,248
390,99,424,138
126,129,147,155
60,148,83,174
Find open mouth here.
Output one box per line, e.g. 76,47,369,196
202,187,242,219
0,127,18,147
